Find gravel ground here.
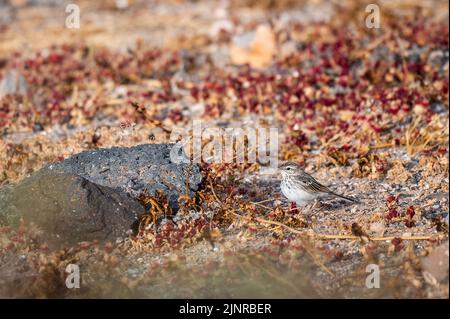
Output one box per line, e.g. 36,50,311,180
0,0,448,298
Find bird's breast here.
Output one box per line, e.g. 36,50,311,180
280,180,316,204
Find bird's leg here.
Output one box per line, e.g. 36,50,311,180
310,199,320,210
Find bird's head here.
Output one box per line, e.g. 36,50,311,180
279,161,303,178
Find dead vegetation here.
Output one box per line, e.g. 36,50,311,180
0,0,448,298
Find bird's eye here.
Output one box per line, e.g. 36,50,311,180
286,167,291,170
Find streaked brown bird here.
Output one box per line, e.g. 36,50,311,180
279,161,356,207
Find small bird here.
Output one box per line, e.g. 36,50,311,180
279,161,356,207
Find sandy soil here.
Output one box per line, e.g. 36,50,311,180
0,0,448,298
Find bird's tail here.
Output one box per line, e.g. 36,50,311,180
329,191,358,203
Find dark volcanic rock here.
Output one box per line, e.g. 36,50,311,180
44,143,202,208
0,172,145,246
0,143,202,246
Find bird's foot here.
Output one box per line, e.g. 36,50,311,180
310,199,328,211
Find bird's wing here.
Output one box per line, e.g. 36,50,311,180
298,173,331,193
299,172,357,202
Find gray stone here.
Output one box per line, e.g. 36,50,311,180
0,172,146,246
430,102,448,114
428,50,449,74
0,0,15,25
0,70,28,99
44,143,203,208
0,144,202,245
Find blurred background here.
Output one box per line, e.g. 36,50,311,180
0,0,448,298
